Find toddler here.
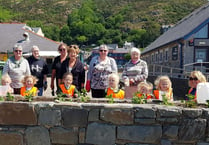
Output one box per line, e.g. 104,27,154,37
137,81,153,99
1,73,13,94
106,73,124,99
59,72,78,98
153,75,173,101
20,75,38,97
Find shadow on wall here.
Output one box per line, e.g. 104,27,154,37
147,76,189,100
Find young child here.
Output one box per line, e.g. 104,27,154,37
153,75,173,101
106,73,124,99
20,75,38,97
1,73,13,94
137,81,153,99
59,72,78,98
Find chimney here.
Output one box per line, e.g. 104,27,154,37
23,32,29,41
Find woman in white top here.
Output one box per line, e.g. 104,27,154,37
86,44,118,98
3,45,31,94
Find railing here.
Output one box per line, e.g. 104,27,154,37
149,62,209,80
148,64,186,78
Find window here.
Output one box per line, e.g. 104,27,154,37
164,49,168,62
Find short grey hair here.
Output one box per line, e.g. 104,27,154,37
32,45,39,51
130,47,141,55
13,45,22,51
99,44,108,50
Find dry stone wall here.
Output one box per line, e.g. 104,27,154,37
0,101,209,145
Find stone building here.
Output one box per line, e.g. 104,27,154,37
141,2,209,73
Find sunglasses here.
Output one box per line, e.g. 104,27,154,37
69,45,78,49
59,48,66,52
99,49,107,52
15,50,22,53
189,77,198,81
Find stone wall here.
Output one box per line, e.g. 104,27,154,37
0,101,209,145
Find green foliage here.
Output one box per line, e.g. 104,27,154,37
55,92,72,102
182,94,197,108
24,92,34,102
6,92,14,101
161,94,173,106
0,0,207,47
0,96,5,101
78,89,90,103
132,92,147,104
105,94,114,104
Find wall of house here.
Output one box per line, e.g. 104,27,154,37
0,101,209,145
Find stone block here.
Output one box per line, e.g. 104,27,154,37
88,109,100,122
135,118,156,124
183,108,202,118
62,108,88,127
0,102,37,125
163,125,178,139
135,106,156,118
157,106,182,117
38,109,61,126
79,128,86,143
0,132,23,145
117,125,162,144
179,119,206,141
50,127,78,144
86,122,116,145
25,126,50,145
100,108,133,125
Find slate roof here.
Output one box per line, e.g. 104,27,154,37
0,23,60,53
142,2,209,54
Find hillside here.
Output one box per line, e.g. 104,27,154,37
0,0,208,47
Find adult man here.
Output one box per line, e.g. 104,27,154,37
27,45,48,96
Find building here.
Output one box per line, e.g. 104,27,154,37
0,23,60,72
141,2,209,73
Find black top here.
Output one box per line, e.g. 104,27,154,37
27,55,48,88
59,58,85,91
51,56,64,88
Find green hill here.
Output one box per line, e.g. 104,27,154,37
0,0,208,47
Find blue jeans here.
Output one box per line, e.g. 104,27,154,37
38,87,43,96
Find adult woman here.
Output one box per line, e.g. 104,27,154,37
187,70,206,99
122,47,148,98
86,44,118,98
59,45,85,91
50,43,68,94
3,45,31,94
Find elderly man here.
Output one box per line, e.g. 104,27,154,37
3,45,31,94
27,45,48,96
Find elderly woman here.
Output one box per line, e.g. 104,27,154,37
3,45,31,94
122,47,148,98
50,43,68,94
59,45,85,92
187,70,206,99
86,44,118,98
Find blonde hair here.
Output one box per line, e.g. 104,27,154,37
21,75,38,86
68,45,80,54
190,71,206,82
108,73,120,88
1,74,12,85
154,75,172,90
137,81,153,93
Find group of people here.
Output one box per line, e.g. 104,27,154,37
0,43,206,101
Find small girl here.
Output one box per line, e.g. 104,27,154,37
106,73,124,99
1,73,13,94
153,75,173,101
59,72,78,98
137,81,153,99
20,75,38,97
